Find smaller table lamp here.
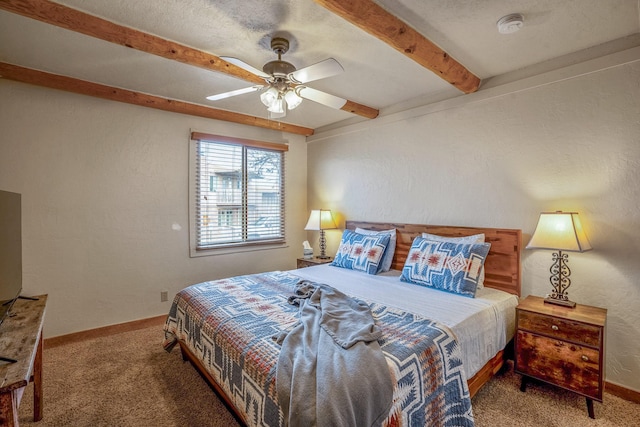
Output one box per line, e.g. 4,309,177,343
304,209,336,259
526,211,592,308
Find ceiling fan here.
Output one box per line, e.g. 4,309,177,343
207,37,347,119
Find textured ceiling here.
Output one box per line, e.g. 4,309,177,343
1,0,639,132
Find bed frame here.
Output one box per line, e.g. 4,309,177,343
177,221,522,423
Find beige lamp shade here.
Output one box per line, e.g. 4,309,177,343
526,211,592,252
304,209,337,231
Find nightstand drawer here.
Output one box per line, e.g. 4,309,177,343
518,310,601,347
296,257,333,268
516,330,602,400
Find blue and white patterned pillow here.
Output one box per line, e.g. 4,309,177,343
401,237,491,297
331,229,391,275
355,227,397,273
421,232,487,288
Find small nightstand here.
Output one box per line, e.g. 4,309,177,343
296,257,333,269
515,295,607,419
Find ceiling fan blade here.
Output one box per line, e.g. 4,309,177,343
297,86,347,110
206,85,263,101
289,58,344,84
220,56,270,79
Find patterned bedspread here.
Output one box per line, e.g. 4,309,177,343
163,271,474,427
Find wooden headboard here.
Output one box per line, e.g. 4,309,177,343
346,221,522,297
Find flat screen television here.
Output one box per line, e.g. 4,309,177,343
0,190,22,326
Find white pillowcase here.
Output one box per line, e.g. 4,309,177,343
421,232,486,288
421,232,485,244
355,227,397,272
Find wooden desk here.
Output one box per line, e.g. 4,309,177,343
0,295,47,426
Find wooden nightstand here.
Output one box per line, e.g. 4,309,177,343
296,257,333,269
515,295,607,418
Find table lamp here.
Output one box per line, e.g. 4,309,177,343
304,209,336,259
526,211,592,308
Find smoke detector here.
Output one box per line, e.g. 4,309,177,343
497,13,524,34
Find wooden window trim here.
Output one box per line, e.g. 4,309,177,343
191,132,289,152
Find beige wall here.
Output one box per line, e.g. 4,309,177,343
0,81,307,338
307,56,640,391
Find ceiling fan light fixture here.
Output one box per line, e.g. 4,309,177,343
269,109,286,119
205,36,346,120
267,96,285,114
284,89,303,110
260,86,279,107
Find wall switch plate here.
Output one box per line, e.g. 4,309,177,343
160,291,168,302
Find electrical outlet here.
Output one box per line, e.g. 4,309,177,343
160,291,168,302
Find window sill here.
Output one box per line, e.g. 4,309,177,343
190,241,288,257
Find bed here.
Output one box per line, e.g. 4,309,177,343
163,221,521,426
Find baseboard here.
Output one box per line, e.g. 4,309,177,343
606,381,640,404
44,315,166,349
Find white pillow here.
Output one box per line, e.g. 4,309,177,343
355,227,397,272
421,232,486,288
421,232,484,244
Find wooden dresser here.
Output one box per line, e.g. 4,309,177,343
515,295,606,418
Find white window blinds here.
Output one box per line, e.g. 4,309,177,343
191,132,287,250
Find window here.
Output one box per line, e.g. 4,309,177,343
190,132,287,253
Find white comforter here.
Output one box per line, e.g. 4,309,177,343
290,264,518,378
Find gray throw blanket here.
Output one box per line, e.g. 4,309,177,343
275,280,393,427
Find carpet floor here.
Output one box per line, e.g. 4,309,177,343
18,324,639,426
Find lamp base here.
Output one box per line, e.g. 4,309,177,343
544,297,576,308
316,255,331,260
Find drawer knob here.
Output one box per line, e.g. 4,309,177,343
581,355,589,362
551,325,559,331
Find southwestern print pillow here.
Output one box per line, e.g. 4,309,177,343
355,227,397,273
401,237,491,297
421,232,487,288
331,229,391,275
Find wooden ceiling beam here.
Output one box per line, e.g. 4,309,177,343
0,0,265,85
0,0,379,120
341,99,378,119
314,0,481,94
0,0,264,84
0,62,314,136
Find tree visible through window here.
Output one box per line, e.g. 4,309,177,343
191,133,287,250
